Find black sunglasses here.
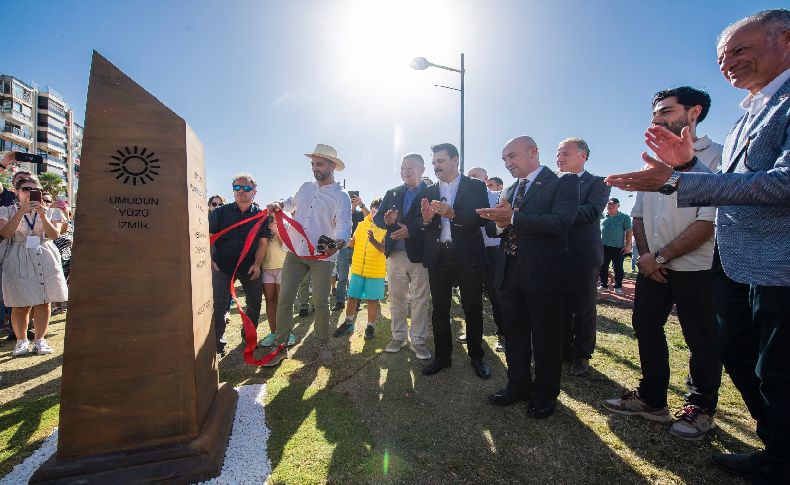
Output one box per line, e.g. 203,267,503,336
232,184,254,192
18,186,38,192
210,202,223,207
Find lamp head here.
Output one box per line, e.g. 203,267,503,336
410,57,431,70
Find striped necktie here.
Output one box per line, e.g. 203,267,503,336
502,178,528,256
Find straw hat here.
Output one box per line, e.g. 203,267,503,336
304,144,345,171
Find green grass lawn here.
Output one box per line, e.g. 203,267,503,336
0,286,757,484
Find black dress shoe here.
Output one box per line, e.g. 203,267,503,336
471,358,491,379
569,358,591,376
422,359,451,376
298,308,309,317
527,400,557,419
488,388,529,406
711,451,769,478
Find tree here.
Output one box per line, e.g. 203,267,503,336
38,172,66,198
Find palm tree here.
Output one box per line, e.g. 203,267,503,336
37,172,66,198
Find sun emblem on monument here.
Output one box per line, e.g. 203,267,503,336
109,146,161,185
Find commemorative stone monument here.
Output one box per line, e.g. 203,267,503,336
31,52,237,484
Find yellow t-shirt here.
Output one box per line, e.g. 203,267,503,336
262,235,287,270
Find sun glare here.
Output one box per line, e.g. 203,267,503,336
328,0,465,112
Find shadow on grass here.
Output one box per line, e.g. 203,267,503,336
0,393,59,476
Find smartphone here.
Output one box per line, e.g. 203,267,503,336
29,189,42,202
348,191,359,199
13,152,47,173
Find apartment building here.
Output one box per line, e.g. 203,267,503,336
0,73,77,200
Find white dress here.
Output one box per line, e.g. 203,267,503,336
0,205,68,307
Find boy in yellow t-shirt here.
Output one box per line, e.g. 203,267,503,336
333,198,386,340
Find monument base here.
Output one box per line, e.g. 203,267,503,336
29,383,238,485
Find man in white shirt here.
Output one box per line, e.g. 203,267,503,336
605,87,723,441
606,11,790,477
264,144,352,366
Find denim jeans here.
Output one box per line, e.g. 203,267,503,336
334,246,352,304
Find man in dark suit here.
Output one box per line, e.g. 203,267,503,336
373,153,432,360
479,136,579,419
555,138,610,376
420,143,492,379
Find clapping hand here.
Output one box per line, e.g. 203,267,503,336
429,200,455,219
645,125,695,167
477,198,514,228
390,222,410,240
420,198,433,223
383,208,398,226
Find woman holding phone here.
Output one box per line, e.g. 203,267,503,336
0,175,67,356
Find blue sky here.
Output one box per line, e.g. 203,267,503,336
4,0,781,214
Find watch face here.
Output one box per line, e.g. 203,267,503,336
658,184,676,195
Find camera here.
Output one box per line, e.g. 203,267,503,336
316,235,337,253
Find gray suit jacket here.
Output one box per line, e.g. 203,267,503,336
678,77,790,286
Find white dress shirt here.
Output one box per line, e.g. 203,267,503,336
438,174,461,243
282,181,352,262
482,188,501,247
631,137,722,271
740,65,790,121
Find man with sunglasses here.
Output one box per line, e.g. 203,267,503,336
264,144,352,366
209,174,271,355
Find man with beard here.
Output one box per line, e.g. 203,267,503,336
420,143,492,379
607,10,790,479
263,144,352,366
604,87,724,441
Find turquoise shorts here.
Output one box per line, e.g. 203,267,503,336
348,274,385,301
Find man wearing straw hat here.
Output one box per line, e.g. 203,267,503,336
264,144,352,366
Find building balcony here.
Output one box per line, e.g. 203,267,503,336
38,153,67,171
40,124,67,138
39,139,66,154
2,124,33,139
39,105,67,121
1,108,32,124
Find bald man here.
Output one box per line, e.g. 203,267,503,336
479,136,579,418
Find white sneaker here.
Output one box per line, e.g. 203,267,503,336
33,338,53,355
13,339,30,356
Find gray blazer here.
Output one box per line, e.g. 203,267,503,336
678,77,790,286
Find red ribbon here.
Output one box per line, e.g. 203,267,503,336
210,208,329,366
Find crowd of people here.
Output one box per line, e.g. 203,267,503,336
207,10,789,482
0,7,786,483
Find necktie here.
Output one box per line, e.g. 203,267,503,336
503,178,528,256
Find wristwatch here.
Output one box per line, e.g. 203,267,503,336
655,250,670,264
658,171,682,195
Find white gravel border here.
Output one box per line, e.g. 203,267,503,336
1,384,271,485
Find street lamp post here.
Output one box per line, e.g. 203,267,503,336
410,53,465,173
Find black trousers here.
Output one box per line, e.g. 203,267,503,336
483,246,504,336
632,270,721,410
428,246,484,362
713,272,790,482
562,265,599,360
212,268,263,352
599,245,625,288
499,256,564,405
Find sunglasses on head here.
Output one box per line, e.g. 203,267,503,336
210,202,223,207
232,184,254,192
